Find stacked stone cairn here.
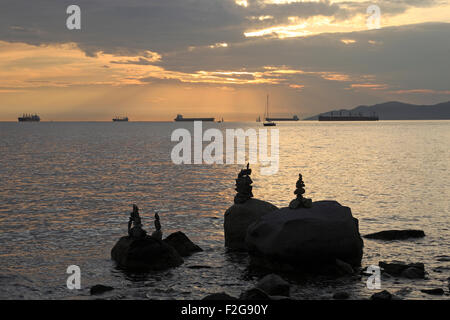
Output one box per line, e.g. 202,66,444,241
234,163,254,204
289,173,313,209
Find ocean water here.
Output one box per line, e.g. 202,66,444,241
0,121,449,300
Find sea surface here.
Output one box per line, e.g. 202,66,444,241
0,121,449,300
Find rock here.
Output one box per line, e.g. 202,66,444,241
333,292,350,300
379,261,425,279
111,235,183,270
436,255,450,262
336,258,354,276
90,284,114,295
245,201,364,272
202,292,238,300
370,290,392,300
420,288,444,295
256,274,290,297
401,266,425,279
224,198,278,251
239,288,271,300
395,287,413,297
364,229,425,240
163,231,202,257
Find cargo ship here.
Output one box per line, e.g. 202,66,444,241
113,116,129,122
18,114,40,122
266,115,299,121
174,114,215,122
318,111,379,121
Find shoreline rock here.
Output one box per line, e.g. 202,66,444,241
224,198,278,251
420,288,444,295
90,284,114,295
364,230,425,240
379,261,425,279
202,292,238,300
245,201,364,273
370,290,392,300
256,274,290,297
111,235,183,271
163,231,202,257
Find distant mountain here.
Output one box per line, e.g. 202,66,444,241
305,101,450,120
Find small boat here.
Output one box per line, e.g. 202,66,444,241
263,95,276,127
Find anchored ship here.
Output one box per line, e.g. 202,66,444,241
174,114,215,122
113,116,129,122
18,114,40,122
266,115,299,121
318,111,379,121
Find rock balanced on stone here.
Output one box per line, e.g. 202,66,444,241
128,204,148,238
289,173,312,209
234,163,254,204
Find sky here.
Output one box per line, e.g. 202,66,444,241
0,0,449,121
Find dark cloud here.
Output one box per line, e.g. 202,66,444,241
1,0,444,56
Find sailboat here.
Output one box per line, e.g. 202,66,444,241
263,94,276,126
256,115,261,122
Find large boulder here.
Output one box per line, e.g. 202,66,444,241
111,235,183,270
224,198,278,251
163,231,203,257
245,201,364,272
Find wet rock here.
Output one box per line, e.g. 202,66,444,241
333,292,350,300
239,288,271,300
395,287,413,297
379,261,425,279
370,290,392,300
364,230,425,240
224,198,278,251
245,201,364,273
336,258,354,276
111,235,183,270
401,266,425,279
163,231,202,257
436,255,450,262
90,284,114,295
202,292,238,300
256,274,290,297
420,288,445,295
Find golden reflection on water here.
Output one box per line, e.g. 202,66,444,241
0,121,449,299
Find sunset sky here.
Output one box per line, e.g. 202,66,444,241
0,0,449,121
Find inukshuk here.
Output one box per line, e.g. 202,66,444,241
289,173,312,209
151,212,163,240
128,204,148,238
234,163,254,204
